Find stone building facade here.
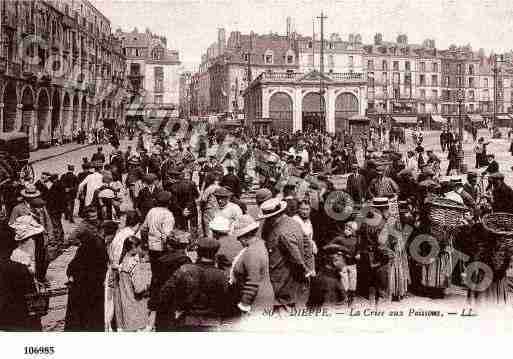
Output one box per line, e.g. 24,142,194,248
117,27,181,124
0,0,127,150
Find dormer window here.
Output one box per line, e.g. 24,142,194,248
285,49,295,65
264,50,273,64
152,46,164,60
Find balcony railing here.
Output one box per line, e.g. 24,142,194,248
257,71,365,82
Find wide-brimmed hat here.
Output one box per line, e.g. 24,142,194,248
369,197,390,208
214,186,232,198
209,216,231,234
98,188,115,199
21,185,41,199
11,215,45,241
258,198,287,219
233,214,260,238
449,176,463,185
128,156,140,165
255,188,273,205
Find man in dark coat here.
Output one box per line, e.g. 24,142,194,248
168,171,200,233
260,198,311,311
440,130,448,152
91,147,106,164
46,175,66,253
489,172,513,213
149,230,192,331
136,173,160,219
159,239,231,331
60,165,79,223
346,163,367,203
109,150,125,182
463,172,478,202
221,165,242,199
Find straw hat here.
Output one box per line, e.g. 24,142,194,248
369,197,390,209
98,188,115,199
209,216,231,234
258,198,287,219
233,214,260,238
21,184,41,199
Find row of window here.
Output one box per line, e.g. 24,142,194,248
367,60,477,75
368,73,432,85
367,59,415,71
308,55,355,67
368,73,501,88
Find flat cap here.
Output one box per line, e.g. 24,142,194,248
197,238,221,259
155,191,172,205
214,186,233,197
322,243,351,256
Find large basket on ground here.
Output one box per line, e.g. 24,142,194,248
476,213,513,276
482,213,513,236
426,196,468,228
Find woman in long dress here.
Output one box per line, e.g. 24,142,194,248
114,236,151,331
64,223,108,331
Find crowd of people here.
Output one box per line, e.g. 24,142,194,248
1,123,513,332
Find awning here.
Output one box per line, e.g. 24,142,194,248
392,116,418,124
349,115,369,121
467,114,484,123
496,115,512,121
431,115,446,123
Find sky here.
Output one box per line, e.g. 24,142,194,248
91,0,513,72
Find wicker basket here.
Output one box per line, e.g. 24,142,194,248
426,196,468,228
477,213,513,276
482,213,513,236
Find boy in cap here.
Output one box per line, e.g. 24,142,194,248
307,243,349,309
158,238,230,330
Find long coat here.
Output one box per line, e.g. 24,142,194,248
230,238,275,312
262,215,309,306
64,226,108,331
0,256,41,331
159,261,231,329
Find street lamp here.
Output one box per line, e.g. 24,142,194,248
456,88,465,173
493,54,506,128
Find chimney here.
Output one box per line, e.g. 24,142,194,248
374,33,383,45
218,28,226,55
286,16,292,37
